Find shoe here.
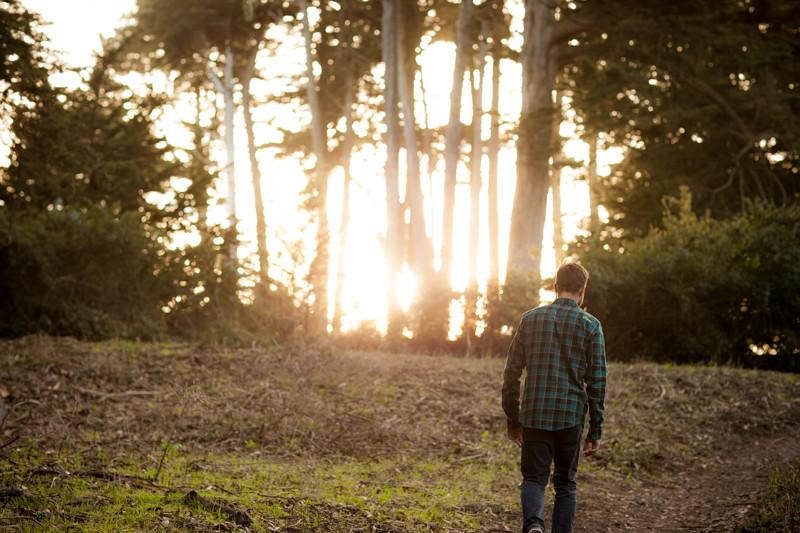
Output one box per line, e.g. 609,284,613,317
525,526,545,533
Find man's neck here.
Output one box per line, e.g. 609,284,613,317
556,293,581,304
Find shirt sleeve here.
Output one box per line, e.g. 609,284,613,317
502,317,528,431
585,322,607,441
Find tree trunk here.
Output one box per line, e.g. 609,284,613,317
333,70,356,335
487,45,501,295
382,0,403,339
550,92,564,266
418,70,436,250
300,0,330,334
242,51,270,293
506,0,557,307
587,131,600,230
465,27,486,356
485,32,502,350
441,0,473,284
396,0,432,277
208,45,238,265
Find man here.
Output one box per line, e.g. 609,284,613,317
501,262,607,533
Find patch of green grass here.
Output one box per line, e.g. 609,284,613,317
1,446,520,531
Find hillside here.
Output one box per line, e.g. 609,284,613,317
1,337,799,531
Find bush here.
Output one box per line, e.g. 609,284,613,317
0,207,169,339
575,190,800,368
737,459,800,532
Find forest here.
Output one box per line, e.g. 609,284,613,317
2,0,798,367
1,0,800,531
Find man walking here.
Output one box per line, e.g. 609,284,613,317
502,263,607,533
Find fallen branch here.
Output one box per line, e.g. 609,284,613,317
183,489,253,528
74,387,160,401
30,468,163,488
0,432,19,450
0,487,24,499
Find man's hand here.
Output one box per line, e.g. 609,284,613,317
507,426,523,447
583,438,600,457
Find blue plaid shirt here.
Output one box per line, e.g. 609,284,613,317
502,298,607,441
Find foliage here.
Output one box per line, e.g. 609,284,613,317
737,458,800,533
575,189,800,368
0,66,180,339
566,0,800,236
0,0,51,115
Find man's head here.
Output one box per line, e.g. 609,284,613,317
554,262,589,305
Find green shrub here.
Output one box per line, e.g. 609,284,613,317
575,190,800,368
737,459,800,532
0,207,169,339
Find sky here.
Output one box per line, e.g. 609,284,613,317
20,0,620,335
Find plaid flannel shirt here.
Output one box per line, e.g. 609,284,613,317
502,298,607,441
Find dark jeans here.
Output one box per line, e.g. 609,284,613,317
520,425,582,533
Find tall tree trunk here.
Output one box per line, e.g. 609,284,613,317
506,0,557,308
441,0,473,284
208,45,238,265
466,29,486,355
300,0,330,334
550,168,564,266
587,131,600,230
396,0,432,277
550,92,564,266
418,69,436,249
242,51,270,293
333,69,356,335
487,45,501,295
382,0,403,339
485,33,502,350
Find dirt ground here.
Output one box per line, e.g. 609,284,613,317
1,336,799,531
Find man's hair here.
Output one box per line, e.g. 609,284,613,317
555,262,589,293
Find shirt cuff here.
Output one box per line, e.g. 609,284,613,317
587,426,602,442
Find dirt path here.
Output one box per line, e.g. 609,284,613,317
576,424,800,532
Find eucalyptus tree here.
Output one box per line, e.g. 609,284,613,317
381,0,403,338
298,0,331,333
464,16,488,354
278,0,382,333
441,0,474,287
126,0,288,287
503,0,605,313
586,131,600,230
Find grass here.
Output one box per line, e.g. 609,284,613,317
0,335,798,531
737,458,800,533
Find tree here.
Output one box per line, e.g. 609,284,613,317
0,0,51,116
382,0,404,339
0,62,183,338
465,18,488,354
298,0,332,333
566,0,800,236
586,131,600,230
506,0,559,309
241,47,271,292
550,92,565,266
332,68,356,335
397,0,433,280
441,0,474,285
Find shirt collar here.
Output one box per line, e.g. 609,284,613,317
554,297,579,307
